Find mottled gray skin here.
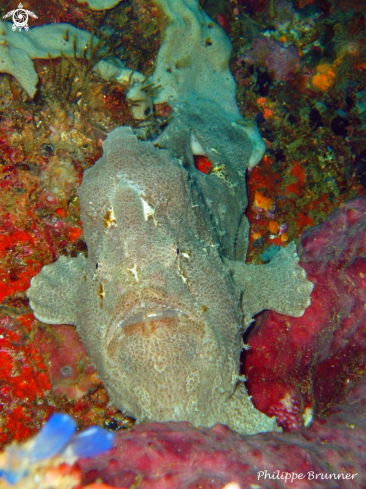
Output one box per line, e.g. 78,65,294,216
156,102,251,262
27,103,313,434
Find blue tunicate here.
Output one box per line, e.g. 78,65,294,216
0,414,114,486
0,448,28,485
66,425,115,458
30,413,77,462
0,468,23,485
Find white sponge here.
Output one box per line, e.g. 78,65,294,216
151,0,240,118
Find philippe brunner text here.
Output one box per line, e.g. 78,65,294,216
257,469,358,483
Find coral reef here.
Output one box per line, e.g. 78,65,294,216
2,375,364,488
0,0,365,485
0,314,51,445
244,198,366,431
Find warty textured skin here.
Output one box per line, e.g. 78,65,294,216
27,105,313,434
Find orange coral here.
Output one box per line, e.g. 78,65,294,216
268,221,279,234
263,108,274,119
310,63,336,92
254,191,275,211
